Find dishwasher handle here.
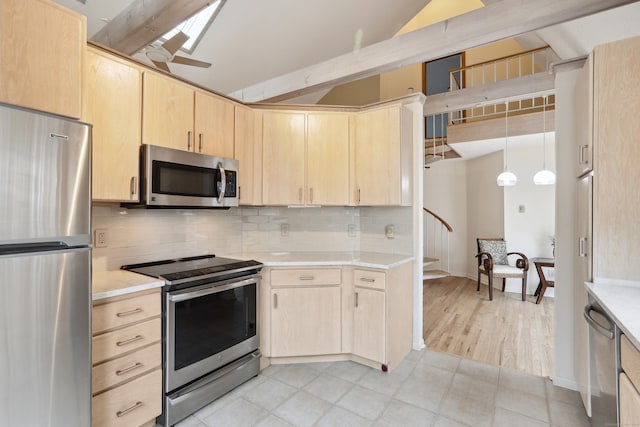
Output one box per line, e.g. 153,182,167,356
584,303,615,340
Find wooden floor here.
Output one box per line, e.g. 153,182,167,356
423,275,554,378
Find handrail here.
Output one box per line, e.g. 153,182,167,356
448,46,551,74
423,208,453,232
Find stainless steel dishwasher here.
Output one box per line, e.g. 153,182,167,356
584,297,619,427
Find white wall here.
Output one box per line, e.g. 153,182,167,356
503,139,556,294
424,160,468,276
466,151,505,278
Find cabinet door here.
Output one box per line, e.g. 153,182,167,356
262,111,306,205
270,287,341,357
353,287,386,363
0,0,84,118
234,106,262,205
353,106,401,205
620,373,640,426
142,72,194,151
575,54,593,177
194,91,234,157
85,48,141,202
307,113,350,205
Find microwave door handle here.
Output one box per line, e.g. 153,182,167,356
217,162,226,204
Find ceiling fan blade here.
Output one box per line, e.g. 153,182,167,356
152,60,171,73
162,31,189,55
171,55,212,68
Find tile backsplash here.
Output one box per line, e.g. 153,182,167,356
92,204,413,272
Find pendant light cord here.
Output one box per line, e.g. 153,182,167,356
542,96,547,169
504,102,509,171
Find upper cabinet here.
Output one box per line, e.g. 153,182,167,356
142,72,194,151
261,110,351,206
234,105,263,205
85,47,142,202
0,0,85,118
352,104,412,206
575,54,594,178
195,91,234,157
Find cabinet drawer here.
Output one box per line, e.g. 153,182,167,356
271,268,341,286
92,368,162,427
620,372,640,426
93,292,161,334
621,334,640,392
92,343,161,395
354,269,386,290
93,318,161,364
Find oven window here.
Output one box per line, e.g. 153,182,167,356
152,160,219,197
174,283,256,370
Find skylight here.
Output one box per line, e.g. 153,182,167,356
160,0,225,53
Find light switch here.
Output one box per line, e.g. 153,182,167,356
385,225,395,239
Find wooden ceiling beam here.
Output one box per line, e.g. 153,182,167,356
229,0,636,102
91,0,212,55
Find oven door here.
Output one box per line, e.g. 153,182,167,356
165,275,259,392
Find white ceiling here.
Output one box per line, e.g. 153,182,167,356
451,132,555,161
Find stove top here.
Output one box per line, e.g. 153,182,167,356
121,254,262,285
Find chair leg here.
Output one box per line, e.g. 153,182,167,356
489,274,494,301
521,272,527,301
502,278,506,292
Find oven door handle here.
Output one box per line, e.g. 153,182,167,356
168,277,256,303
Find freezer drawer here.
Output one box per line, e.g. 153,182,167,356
0,103,91,246
0,248,91,427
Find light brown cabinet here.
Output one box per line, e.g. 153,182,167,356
85,47,142,202
268,268,342,357
234,105,263,205
0,0,85,118
351,265,413,370
352,104,412,206
92,289,162,427
261,110,350,206
620,334,640,426
142,72,237,157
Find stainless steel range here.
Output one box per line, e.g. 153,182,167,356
122,254,263,426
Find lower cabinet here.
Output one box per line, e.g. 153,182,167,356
620,334,640,426
264,262,413,371
92,289,162,427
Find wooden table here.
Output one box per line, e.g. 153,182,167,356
532,257,555,304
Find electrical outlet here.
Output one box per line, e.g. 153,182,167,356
385,225,395,239
94,228,108,248
348,224,357,237
281,223,289,237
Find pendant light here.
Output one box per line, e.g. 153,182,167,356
497,102,517,186
533,95,556,185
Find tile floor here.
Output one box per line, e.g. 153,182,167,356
172,350,589,427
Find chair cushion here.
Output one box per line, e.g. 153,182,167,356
478,239,509,265
479,264,524,277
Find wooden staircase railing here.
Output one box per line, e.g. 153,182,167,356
423,208,453,280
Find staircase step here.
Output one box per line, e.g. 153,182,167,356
423,257,439,267
423,269,449,280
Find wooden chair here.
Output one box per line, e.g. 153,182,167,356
476,238,529,301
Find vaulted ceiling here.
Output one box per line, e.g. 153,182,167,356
53,0,640,104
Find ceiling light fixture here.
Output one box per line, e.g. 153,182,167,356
533,96,556,185
497,102,517,186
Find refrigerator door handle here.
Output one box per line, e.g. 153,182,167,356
0,241,70,256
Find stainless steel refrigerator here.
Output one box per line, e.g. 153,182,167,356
0,103,91,426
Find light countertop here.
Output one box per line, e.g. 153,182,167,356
92,269,164,301
586,278,640,350
220,251,414,270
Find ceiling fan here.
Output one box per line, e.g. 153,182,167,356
144,31,211,73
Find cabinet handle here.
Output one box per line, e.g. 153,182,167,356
115,362,143,376
355,292,359,308
579,237,588,257
273,293,278,309
238,186,242,201
359,277,376,283
299,276,315,281
299,188,303,204
116,308,143,317
116,401,143,418
198,133,203,152
357,189,361,204
188,131,193,150
579,144,589,165
309,188,313,204
116,335,143,347
130,176,137,198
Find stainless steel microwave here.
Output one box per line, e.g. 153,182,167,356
126,144,239,208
